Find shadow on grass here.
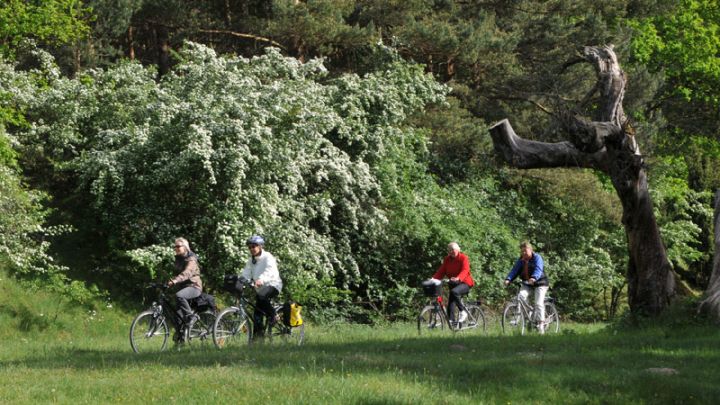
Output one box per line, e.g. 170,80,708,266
3,326,720,402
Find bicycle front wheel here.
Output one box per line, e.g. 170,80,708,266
502,301,524,335
130,310,169,353
543,302,560,334
463,304,486,333
213,307,252,349
417,305,445,335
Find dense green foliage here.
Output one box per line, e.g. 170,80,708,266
630,0,719,108
0,151,94,303
0,0,91,58
629,0,720,191
0,0,718,322
0,56,95,304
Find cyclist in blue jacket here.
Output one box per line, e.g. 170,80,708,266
504,241,550,333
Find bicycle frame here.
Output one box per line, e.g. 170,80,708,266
502,283,559,334
429,295,450,326
142,284,211,339
214,276,305,347
145,286,178,335
131,283,218,353
227,295,255,325
231,291,294,335
517,286,545,327
217,276,279,335
417,281,485,334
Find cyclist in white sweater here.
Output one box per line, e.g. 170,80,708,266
242,235,283,337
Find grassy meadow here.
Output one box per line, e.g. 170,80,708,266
1,273,719,404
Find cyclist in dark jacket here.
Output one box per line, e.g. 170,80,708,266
504,241,550,334
167,237,202,341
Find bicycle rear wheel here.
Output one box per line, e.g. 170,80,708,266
543,302,560,334
501,301,524,335
186,311,216,346
417,305,445,335
268,321,305,345
130,310,169,353
212,307,252,349
463,304,486,333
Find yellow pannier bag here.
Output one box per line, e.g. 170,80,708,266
289,302,303,326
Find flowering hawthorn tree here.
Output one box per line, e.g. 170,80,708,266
10,43,447,304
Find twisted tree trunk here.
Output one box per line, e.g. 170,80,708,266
698,190,720,322
489,45,675,315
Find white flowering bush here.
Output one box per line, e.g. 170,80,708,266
9,43,448,308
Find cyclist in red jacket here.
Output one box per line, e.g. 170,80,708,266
431,242,474,324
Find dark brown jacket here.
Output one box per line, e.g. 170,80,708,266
172,252,202,291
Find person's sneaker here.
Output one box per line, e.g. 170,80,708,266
458,310,468,323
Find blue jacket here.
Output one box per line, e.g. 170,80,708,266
505,253,548,286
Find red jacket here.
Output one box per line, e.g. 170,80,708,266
432,252,474,287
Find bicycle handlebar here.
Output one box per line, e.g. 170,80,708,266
505,280,538,287
223,274,254,290
423,278,455,285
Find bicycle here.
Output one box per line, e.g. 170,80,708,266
501,282,560,335
417,279,486,335
129,283,217,353
213,275,305,349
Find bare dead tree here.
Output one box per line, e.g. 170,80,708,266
698,190,720,322
489,45,675,316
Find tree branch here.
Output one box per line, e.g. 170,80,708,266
484,93,555,115
196,29,286,49
583,45,626,125
489,119,608,171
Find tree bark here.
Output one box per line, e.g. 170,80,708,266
128,26,135,60
489,45,675,315
698,190,720,322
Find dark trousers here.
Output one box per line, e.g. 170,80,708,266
254,285,279,335
447,282,470,321
175,286,201,330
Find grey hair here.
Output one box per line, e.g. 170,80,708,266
175,237,190,250
520,241,533,250
448,242,460,251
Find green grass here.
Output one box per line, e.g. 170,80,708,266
1,272,719,404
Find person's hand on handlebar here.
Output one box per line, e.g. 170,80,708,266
167,280,174,288
503,279,510,286
528,278,536,285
